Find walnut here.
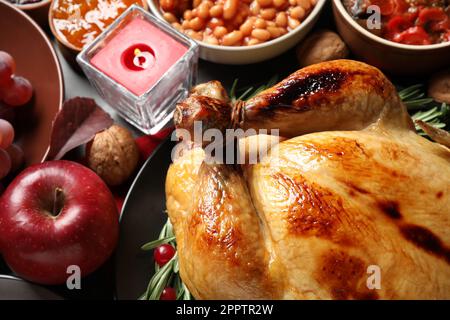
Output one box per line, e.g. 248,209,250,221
86,125,139,186
296,29,349,67
428,70,450,104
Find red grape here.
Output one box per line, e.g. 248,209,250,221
0,148,11,179
160,287,177,300
0,119,14,149
154,244,176,267
0,51,15,88
2,76,33,107
6,144,24,173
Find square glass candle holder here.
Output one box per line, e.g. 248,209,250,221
77,5,199,134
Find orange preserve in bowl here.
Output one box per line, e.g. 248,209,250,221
50,0,146,50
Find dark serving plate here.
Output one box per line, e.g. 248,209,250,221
0,275,63,300
115,139,175,300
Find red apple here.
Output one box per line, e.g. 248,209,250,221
0,160,119,285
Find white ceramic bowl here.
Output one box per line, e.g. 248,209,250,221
148,0,327,65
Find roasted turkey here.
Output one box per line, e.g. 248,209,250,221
165,60,450,300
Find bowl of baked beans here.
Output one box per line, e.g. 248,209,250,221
148,0,327,64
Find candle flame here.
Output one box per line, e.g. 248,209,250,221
131,47,152,70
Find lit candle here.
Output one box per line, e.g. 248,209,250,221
78,5,199,135
90,17,189,96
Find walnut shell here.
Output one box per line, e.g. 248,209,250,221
87,125,139,186
429,70,450,104
296,29,349,67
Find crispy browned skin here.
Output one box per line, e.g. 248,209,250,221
239,60,413,136
166,60,450,299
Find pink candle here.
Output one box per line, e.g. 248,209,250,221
91,17,188,96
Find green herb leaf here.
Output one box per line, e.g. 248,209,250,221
182,283,192,300
166,220,174,238
411,104,449,134
141,236,176,251
140,219,193,300
230,75,278,103
230,79,239,103
147,255,177,300
158,222,168,239
399,84,448,137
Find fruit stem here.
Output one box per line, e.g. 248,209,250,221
52,187,65,217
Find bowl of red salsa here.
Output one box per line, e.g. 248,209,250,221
332,0,450,75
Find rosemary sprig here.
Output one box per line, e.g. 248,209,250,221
141,237,176,251
412,104,449,136
141,254,176,300
398,84,449,136
230,75,278,104
398,84,434,110
140,219,192,300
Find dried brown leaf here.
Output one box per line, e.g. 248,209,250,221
46,97,114,160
